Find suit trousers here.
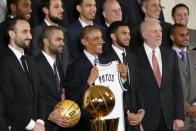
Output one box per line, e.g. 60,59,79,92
145,107,173,131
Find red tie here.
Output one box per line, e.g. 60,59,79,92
152,50,161,87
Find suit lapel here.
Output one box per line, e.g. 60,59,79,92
140,47,160,90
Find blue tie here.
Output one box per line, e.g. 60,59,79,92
179,51,187,64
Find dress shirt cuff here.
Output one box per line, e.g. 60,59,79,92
25,119,35,130
36,119,45,125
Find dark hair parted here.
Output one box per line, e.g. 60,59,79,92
108,21,128,35
172,3,189,16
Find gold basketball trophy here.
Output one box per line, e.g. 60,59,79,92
83,85,119,131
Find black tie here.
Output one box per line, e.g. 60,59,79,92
20,55,30,81
53,62,60,93
122,52,128,65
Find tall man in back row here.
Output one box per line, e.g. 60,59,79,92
134,19,184,131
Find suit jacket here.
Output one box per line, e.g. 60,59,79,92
0,93,9,131
134,46,184,130
66,52,93,131
100,46,144,131
68,19,107,59
35,53,65,131
130,21,172,51
0,47,40,131
177,50,196,110
188,28,196,49
31,21,72,81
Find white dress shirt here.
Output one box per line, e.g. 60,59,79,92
144,43,162,76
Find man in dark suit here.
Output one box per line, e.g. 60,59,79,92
36,26,71,131
68,0,106,59
0,18,44,131
134,19,184,131
31,0,71,82
101,21,145,131
131,0,172,51
66,26,104,131
0,93,9,131
0,0,32,54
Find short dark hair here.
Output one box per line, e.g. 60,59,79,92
80,25,100,40
6,17,28,40
41,0,51,9
76,0,84,5
170,23,186,35
108,21,128,35
40,25,64,46
172,3,189,16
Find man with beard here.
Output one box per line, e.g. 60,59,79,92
0,17,44,131
100,21,145,131
0,0,32,53
31,0,71,83
35,26,72,131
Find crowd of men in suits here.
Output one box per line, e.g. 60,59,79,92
0,0,196,131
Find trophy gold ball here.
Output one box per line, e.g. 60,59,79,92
83,85,115,119
55,100,81,128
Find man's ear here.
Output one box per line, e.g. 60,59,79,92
42,7,49,15
76,5,81,13
170,34,174,41
8,30,15,39
110,33,116,41
81,38,87,46
10,4,16,14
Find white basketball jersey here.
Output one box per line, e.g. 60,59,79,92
95,61,125,131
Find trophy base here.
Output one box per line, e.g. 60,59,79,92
90,118,119,131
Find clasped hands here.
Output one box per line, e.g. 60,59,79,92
127,109,145,126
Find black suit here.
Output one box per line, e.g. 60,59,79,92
100,46,144,131
35,53,65,131
31,21,72,81
66,52,93,131
0,93,8,131
0,47,41,131
134,46,184,130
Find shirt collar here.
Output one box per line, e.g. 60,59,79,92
79,17,93,28
172,46,187,58
112,45,125,63
84,50,97,65
144,42,160,56
8,45,24,61
42,51,56,69
44,19,58,26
